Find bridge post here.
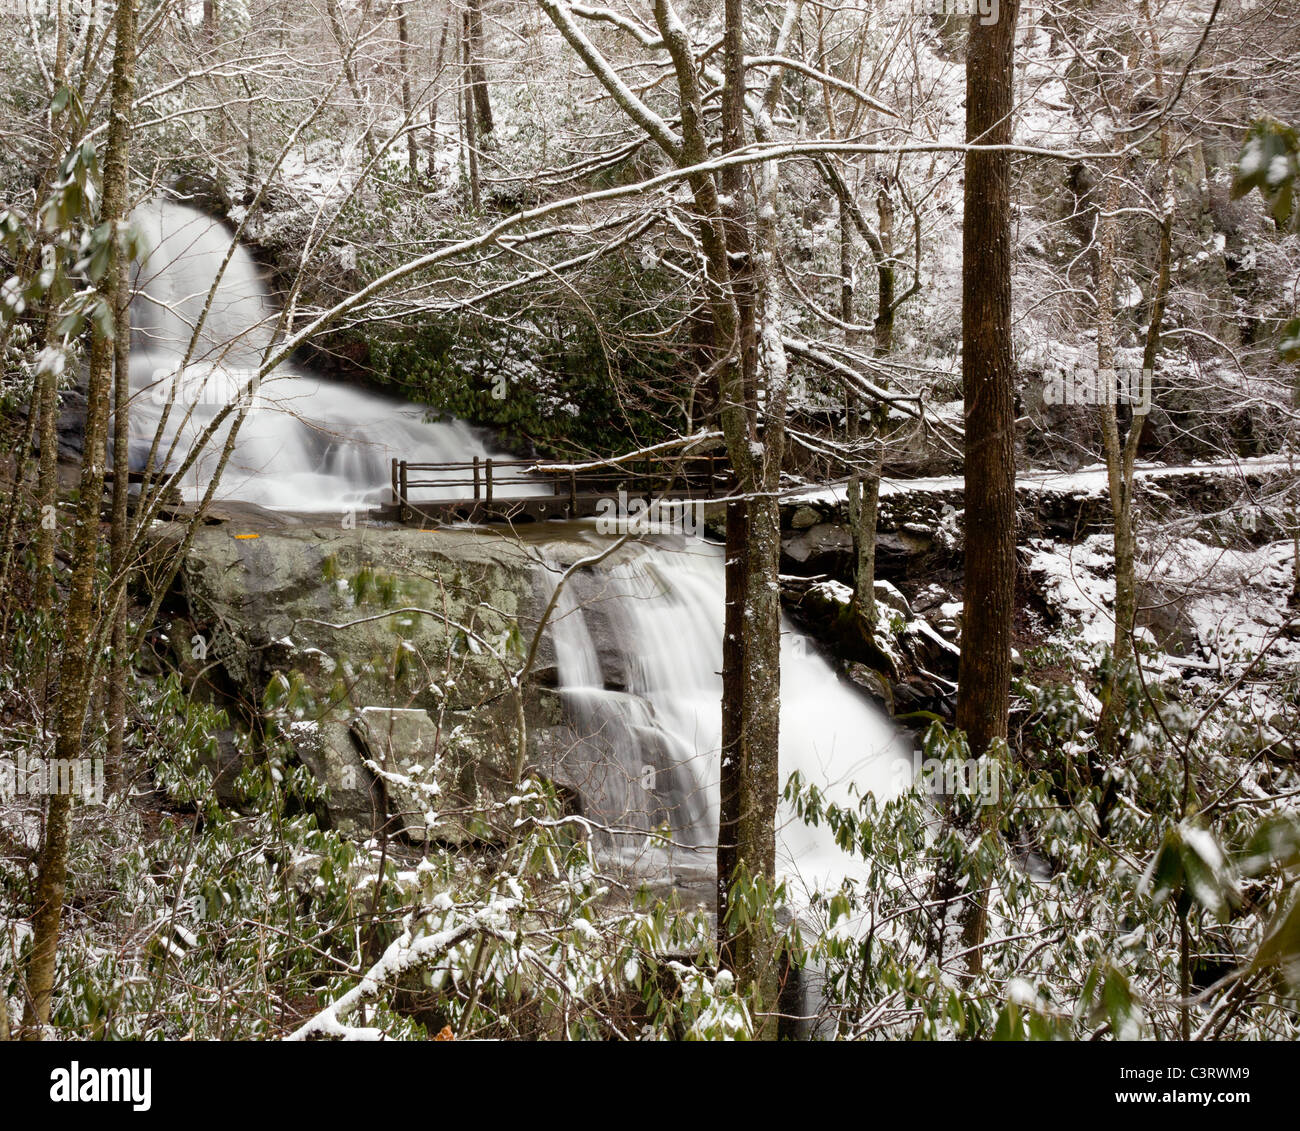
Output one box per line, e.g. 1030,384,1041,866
473,456,480,501
485,458,493,505
399,461,408,509
391,458,399,506
568,469,577,516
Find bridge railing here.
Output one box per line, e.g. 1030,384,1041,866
389,452,729,512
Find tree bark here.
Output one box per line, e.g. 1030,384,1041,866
327,0,378,162
462,16,480,209
952,1,1020,972
396,1,419,182
957,4,1019,758
466,0,493,138
106,241,132,791
22,0,137,1037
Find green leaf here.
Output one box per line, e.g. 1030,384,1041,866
1239,816,1300,877
1232,118,1300,232
1253,890,1300,990
1101,964,1141,1040
993,1001,1024,1041
1141,825,1185,908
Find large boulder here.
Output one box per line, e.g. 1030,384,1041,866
352,705,515,844
156,516,590,840
287,717,383,837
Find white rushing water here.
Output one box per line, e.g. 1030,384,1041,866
542,535,911,894
129,196,910,896
127,197,529,510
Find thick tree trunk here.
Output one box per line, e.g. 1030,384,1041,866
540,0,790,1023
957,4,1019,758
715,0,758,983
952,2,1020,972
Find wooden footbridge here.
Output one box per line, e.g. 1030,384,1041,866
377,452,732,524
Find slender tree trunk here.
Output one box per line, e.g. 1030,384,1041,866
33,309,63,607
428,14,450,176
396,2,418,182
0,394,38,610
16,0,69,617
327,0,378,162
952,0,1020,971
823,158,894,635
106,246,132,791
715,0,757,985
462,17,480,209
22,0,137,1037
1102,10,1170,670
465,0,493,138
717,497,746,972
1095,170,1132,662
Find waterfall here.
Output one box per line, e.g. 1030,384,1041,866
128,197,910,896
126,197,528,510
540,534,911,895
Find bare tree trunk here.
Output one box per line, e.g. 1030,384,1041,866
427,14,450,176
22,0,137,1037
0,396,37,615
33,310,62,606
106,246,132,792
1095,171,1132,661
1102,7,1171,669
16,0,69,616
957,3,1019,758
953,0,1020,970
822,158,897,635
327,0,378,162
466,0,493,138
462,16,480,209
538,0,792,1022
717,497,746,973
715,0,756,983
396,1,419,182
734,151,788,1034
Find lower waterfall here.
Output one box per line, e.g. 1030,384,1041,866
539,534,910,896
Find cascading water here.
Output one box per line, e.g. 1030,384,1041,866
127,197,531,510
128,197,910,898
540,534,910,895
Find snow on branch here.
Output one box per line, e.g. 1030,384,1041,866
285,906,503,1041
527,430,725,473
745,56,899,119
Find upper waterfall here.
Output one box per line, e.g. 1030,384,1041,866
127,198,524,511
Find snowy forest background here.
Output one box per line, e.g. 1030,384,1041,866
1,0,1299,1041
